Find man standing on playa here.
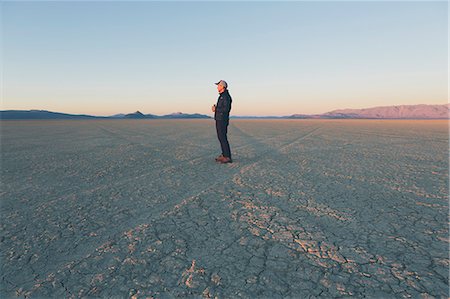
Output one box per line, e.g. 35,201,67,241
212,80,232,163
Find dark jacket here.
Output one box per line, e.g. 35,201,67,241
214,89,232,121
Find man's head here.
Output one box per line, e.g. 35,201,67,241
215,80,228,93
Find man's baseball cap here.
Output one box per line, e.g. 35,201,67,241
215,80,228,88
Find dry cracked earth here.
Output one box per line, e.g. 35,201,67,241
1,119,448,298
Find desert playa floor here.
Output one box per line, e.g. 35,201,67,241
1,119,448,298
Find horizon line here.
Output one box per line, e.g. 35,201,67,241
1,102,448,118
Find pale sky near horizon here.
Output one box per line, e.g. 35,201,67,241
1,1,448,116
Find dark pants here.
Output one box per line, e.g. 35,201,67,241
216,120,231,158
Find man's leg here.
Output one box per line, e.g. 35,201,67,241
216,120,224,156
217,120,231,159
223,121,231,159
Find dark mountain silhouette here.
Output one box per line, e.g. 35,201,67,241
110,113,125,118
0,110,105,120
145,113,159,118
118,111,210,119
230,115,284,119
0,110,211,120
159,112,211,119
123,111,147,119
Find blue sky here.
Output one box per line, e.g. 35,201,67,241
1,1,448,116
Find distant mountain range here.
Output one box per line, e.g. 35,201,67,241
1,104,448,120
0,110,104,120
291,104,450,119
236,104,449,119
0,110,212,120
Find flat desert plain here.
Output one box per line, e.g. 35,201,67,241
1,119,448,298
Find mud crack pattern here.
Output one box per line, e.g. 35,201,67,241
1,119,448,298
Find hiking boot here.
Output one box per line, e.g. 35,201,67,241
218,156,232,164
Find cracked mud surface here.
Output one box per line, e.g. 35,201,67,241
1,119,448,298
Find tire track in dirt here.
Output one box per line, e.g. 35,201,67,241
160,126,322,217
1,121,303,214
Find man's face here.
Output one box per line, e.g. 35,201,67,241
217,84,225,93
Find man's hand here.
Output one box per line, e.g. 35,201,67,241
212,104,216,112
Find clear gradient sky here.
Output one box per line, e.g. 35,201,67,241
1,1,448,116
